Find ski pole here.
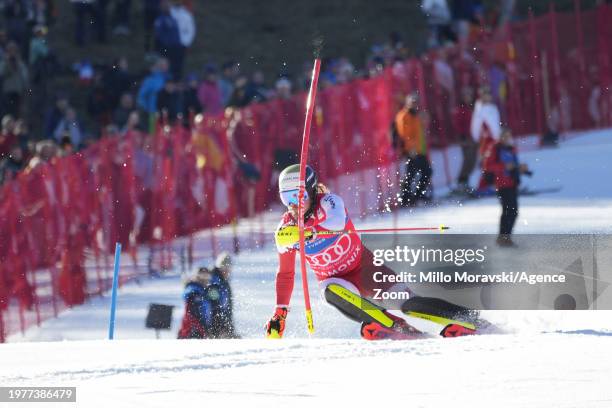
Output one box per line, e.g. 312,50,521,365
317,225,449,235
275,225,449,241
297,58,321,335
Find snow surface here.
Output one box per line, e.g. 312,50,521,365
2,128,612,407
2,334,612,407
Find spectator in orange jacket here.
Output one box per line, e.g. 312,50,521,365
394,94,432,206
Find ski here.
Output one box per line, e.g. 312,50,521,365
400,296,500,337
518,186,563,196
435,185,563,205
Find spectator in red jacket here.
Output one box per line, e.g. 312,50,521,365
452,86,476,192
485,129,530,247
197,64,223,115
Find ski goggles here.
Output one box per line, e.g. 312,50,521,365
280,189,308,207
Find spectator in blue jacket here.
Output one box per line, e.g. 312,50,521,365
137,58,169,113
154,0,183,79
177,264,238,339
137,58,169,129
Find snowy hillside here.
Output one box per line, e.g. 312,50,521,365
2,128,612,407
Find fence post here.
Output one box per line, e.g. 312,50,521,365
209,225,218,259
29,269,41,326
218,117,240,254
0,307,4,343
18,300,25,335
574,0,587,127
432,55,453,187
528,9,544,136
596,2,612,126
548,2,562,130
416,59,451,188
50,266,58,317
416,60,431,152
93,245,103,295
252,111,266,246
503,24,521,134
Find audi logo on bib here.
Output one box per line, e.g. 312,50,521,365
307,232,362,278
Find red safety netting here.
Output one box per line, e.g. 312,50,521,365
1,2,610,342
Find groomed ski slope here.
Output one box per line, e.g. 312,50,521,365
2,334,612,407
2,128,612,407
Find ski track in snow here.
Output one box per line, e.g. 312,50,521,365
3,128,612,407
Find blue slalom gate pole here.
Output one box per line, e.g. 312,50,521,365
108,243,122,340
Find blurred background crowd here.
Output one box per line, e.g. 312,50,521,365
0,0,527,186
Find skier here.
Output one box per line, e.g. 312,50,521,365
265,164,483,340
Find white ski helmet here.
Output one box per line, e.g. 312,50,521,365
278,164,317,206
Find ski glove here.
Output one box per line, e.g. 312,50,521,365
265,307,288,339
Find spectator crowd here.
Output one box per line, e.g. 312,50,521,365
4,0,607,197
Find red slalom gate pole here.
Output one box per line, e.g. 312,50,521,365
298,58,321,335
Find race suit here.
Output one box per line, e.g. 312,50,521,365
275,192,366,307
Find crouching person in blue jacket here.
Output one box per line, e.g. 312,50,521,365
177,261,239,339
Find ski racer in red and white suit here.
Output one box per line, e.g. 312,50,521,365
274,192,364,306
267,186,415,340
264,164,482,340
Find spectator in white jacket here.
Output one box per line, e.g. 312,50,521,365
154,0,187,79
471,86,501,146
170,1,195,48
470,86,501,192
